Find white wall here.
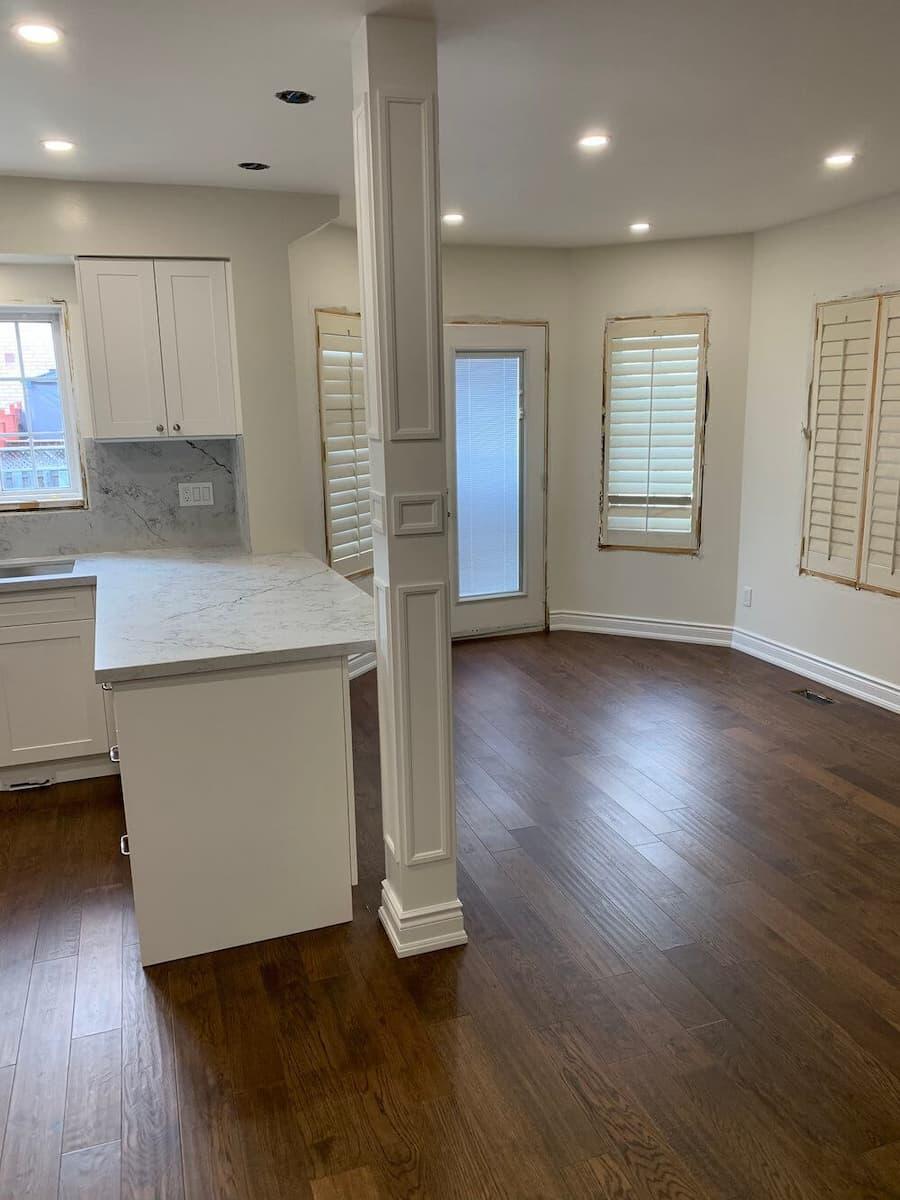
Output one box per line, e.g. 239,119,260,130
556,237,754,627
737,192,900,686
0,176,337,552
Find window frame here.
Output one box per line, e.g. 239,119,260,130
0,302,84,511
314,307,373,579
599,312,710,554
800,290,900,599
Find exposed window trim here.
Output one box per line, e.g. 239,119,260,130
599,311,709,554
314,308,373,579
0,301,85,510
799,290,900,599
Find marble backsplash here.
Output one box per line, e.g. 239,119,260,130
0,438,246,560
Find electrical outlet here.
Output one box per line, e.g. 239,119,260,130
742,586,753,608
178,481,214,507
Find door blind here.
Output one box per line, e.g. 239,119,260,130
801,297,878,582
602,314,708,550
861,294,900,591
316,311,372,576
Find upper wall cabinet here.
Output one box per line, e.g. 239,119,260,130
78,257,238,439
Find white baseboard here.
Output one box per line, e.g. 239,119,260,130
378,880,468,958
549,610,732,646
348,651,376,680
548,609,900,714
732,628,900,714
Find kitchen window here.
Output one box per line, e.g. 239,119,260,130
0,304,83,508
600,313,709,552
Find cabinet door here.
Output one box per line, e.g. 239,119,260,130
0,621,109,766
154,260,237,436
79,259,168,439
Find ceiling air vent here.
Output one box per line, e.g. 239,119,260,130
275,90,315,105
792,687,836,705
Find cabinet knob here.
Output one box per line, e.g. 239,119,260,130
101,681,112,692
120,834,130,857
156,424,165,433
173,423,182,432
109,745,120,763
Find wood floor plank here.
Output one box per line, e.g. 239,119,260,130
59,1140,121,1200
0,955,76,1200
63,1028,122,1153
121,943,184,1200
72,885,125,1039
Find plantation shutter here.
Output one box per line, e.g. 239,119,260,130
601,314,708,550
801,297,878,582
860,294,900,593
316,311,372,576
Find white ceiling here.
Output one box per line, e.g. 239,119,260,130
2,0,900,245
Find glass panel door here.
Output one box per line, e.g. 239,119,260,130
454,352,523,599
445,324,547,639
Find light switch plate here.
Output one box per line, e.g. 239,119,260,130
179,481,214,507
742,586,753,608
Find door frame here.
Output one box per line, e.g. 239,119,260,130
444,319,549,640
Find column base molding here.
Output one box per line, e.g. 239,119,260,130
378,880,468,958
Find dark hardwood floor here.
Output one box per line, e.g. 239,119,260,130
1,631,900,1198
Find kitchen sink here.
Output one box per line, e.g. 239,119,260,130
0,559,76,579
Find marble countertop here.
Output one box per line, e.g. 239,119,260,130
0,549,376,683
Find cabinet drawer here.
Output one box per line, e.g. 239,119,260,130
0,587,94,629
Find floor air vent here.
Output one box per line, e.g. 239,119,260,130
793,687,836,705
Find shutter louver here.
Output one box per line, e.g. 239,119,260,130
316,311,373,576
801,297,878,582
861,294,900,593
601,314,707,549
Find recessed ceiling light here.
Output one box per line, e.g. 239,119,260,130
824,151,855,169
275,90,315,105
442,212,464,225
578,133,611,151
41,139,74,153
14,23,61,44
630,221,651,234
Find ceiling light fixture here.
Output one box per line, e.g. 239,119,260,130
41,138,74,152
629,221,651,234
824,151,855,169
578,133,611,151
14,22,61,44
442,212,464,225
238,161,270,171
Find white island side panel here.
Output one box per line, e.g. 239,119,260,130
116,655,354,965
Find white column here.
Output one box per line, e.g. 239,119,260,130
351,16,466,956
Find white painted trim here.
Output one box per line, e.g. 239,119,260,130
549,610,732,646
348,651,377,680
378,879,467,958
548,609,900,714
731,628,900,715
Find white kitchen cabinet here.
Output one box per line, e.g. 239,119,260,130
0,618,109,767
155,260,236,437
78,257,237,439
78,258,168,439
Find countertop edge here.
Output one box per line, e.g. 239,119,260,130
95,637,377,684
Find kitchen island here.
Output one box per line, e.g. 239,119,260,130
68,549,373,965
